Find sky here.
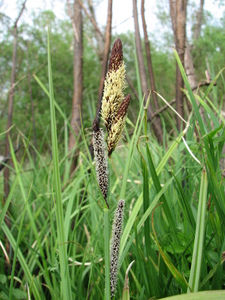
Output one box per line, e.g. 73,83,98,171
2,0,225,38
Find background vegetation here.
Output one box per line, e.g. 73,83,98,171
0,0,225,299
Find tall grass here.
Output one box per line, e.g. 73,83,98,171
0,37,225,300
47,27,72,300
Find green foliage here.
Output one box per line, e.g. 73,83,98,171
192,20,225,102
0,10,102,153
1,5,225,300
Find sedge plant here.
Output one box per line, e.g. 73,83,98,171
92,38,130,299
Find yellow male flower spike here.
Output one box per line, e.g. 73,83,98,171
101,38,126,133
108,94,131,157
92,119,109,208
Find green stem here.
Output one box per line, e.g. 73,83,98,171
104,207,110,299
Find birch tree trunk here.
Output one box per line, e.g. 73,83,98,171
133,0,163,143
170,0,205,119
69,0,83,156
141,0,163,144
175,0,187,131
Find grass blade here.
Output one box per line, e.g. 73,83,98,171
159,290,225,300
119,97,145,200
188,167,208,292
47,27,72,299
151,203,188,292
2,222,41,300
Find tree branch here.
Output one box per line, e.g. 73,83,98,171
152,99,176,119
78,0,104,40
66,0,79,41
141,0,163,144
14,0,27,27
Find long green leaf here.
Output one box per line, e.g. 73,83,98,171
0,176,18,225
159,290,225,300
119,97,145,200
2,222,41,300
47,27,72,299
188,167,208,292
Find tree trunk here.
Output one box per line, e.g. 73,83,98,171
69,0,83,155
184,41,198,92
4,0,27,199
169,0,177,39
133,0,148,102
175,0,187,131
170,0,207,141
133,0,163,143
141,0,163,144
170,0,205,92
95,0,113,124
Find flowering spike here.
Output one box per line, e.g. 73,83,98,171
107,94,131,157
110,200,125,297
101,38,130,157
92,119,109,208
101,39,126,133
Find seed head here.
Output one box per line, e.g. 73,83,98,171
110,199,125,297
101,38,130,157
92,119,109,208
101,39,126,133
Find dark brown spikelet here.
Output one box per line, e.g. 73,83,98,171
115,94,131,121
109,38,123,72
107,94,131,157
92,119,109,208
93,118,99,133
110,200,125,297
